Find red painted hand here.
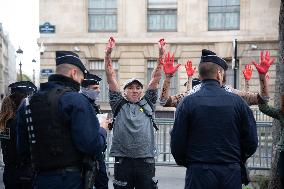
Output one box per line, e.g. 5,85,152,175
105,36,116,55
251,51,275,74
160,52,181,75
242,64,253,80
185,60,195,77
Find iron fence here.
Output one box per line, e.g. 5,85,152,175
106,108,274,171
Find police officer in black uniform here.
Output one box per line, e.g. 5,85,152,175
171,49,258,189
0,81,36,189
81,73,109,189
16,51,108,189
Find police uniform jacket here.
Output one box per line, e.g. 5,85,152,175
171,79,258,166
16,74,107,165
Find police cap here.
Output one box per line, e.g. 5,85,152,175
8,81,37,94
81,73,102,87
56,51,88,76
200,49,228,70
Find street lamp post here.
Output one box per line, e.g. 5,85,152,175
16,47,23,81
32,59,36,84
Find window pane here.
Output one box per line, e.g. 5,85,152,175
208,13,223,30
164,14,177,30
88,0,117,32
148,0,177,5
208,0,240,30
226,0,240,6
208,0,226,6
148,10,177,31
225,12,239,29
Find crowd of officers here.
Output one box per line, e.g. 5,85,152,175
0,37,282,189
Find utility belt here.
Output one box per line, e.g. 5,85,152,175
115,157,155,164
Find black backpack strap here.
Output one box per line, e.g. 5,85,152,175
108,99,127,130
137,98,158,131
113,99,127,119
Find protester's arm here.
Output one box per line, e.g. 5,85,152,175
159,52,181,106
105,37,120,92
242,64,253,92
62,93,106,156
259,103,281,120
231,88,260,106
185,60,195,91
252,50,275,99
148,58,163,90
170,100,189,166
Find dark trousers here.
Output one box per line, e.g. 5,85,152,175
33,170,82,189
113,157,158,189
3,166,33,189
95,158,109,189
279,151,284,187
185,163,241,189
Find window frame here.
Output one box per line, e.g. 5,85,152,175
208,0,240,31
147,0,177,32
88,0,118,32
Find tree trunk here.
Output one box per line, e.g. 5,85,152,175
268,1,284,188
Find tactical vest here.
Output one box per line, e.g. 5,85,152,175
28,87,82,171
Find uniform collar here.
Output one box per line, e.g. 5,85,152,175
201,79,221,86
46,74,81,91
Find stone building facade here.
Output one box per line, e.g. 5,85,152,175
38,0,280,113
0,24,16,97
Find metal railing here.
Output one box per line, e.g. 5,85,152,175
105,108,274,171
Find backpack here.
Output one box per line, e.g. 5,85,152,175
109,98,158,131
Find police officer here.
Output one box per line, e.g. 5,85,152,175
171,49,258,189
16,51,108,189
0,81,36,189
81,73,109,189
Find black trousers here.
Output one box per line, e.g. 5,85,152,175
185,163,241,189
113,157,158,189
278,151,284,187
3,166,33,189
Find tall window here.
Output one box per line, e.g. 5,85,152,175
208,0,240,30
147,0,177,32
88,0,117,32
147,60,178,96
89,60,118,102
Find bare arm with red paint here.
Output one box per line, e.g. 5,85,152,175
252,51,275,99
147,39,166,90
105,37,120,92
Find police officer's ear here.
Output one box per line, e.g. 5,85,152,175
216,69,224,85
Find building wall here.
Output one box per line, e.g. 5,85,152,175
0,29,16,97
38,0,280,110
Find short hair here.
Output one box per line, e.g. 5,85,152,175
56,63,84,77
198,62,223,79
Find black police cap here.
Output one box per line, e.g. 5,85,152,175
81,73,102,87
8,81,37,94
200,49,228,70
56,51,88,75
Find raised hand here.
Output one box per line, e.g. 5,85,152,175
161,52,181,75
242,64,253,80
251,51,275,74
185,60,195,77
105,36,116,56
158,38,166,58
